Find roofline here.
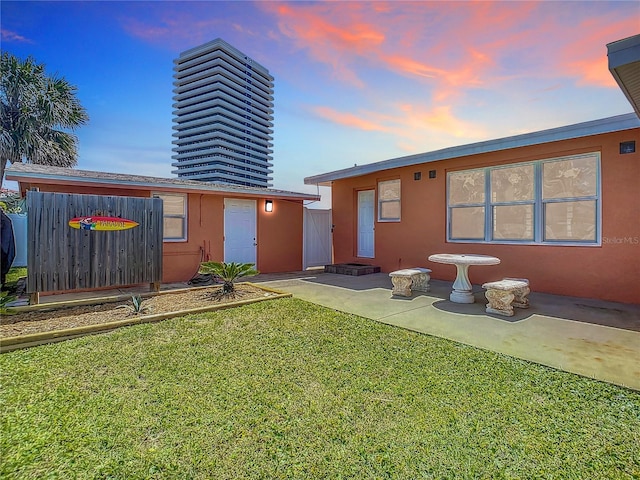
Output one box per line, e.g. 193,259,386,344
607,34,640,68
304,113,640,186
607,34,640,118
6,166,320,202
175,38,272,79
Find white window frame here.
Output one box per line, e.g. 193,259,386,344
377,179,401,222
153,192,188,242
447,152,601,246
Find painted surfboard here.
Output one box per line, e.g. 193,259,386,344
68,216,139,231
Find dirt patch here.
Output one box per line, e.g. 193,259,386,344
1,284,278,338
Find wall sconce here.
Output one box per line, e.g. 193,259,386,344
620,141,635,154
265,200,273,212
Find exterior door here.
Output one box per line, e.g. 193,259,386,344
224,198,257,265
357,190,375,258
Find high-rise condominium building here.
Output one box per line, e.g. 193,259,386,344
171,38,274,187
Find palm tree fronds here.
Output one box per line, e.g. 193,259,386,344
0,52,88,183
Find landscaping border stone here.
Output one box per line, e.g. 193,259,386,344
0,283,291,353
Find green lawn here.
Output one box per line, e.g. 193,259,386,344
2,267,26,291
1,298,638,479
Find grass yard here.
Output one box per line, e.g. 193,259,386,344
1,298,639,479
4,267,26,283
3,267,26,286
2,267,26,295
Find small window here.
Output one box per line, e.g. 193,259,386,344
378,179,401,222
153,193,187,241
448,169,485,239
490,164,535,241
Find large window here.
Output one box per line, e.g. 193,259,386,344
153,193,187,241
378,179,401,222
447,153,600,245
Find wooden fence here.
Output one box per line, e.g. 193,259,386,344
27,191,163,297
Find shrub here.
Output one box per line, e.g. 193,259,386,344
198,262,259,294
116,295,149,315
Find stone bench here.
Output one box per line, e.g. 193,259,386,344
482,278,530,316
389,268,432,297
503,277,530,309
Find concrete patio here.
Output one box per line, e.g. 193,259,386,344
31,270,640,390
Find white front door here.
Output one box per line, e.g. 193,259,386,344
357,190,375,258
224,198,257,265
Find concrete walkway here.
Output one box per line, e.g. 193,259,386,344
252,271,640,391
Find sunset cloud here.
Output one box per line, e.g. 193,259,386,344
120,14,225,50
311,102,488,152
312,106,390,132
262,1,635,95
553,16,639,88
381,56,441,79
118,1,635,95
397,104,486,139
265,2,386,87
1,29,33,43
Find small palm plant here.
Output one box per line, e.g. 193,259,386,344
198,262,259,294
116,294,149,315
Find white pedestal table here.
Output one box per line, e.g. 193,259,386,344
428,254,500,303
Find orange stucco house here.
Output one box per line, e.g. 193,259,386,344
6,164,319,285
304,35,640,305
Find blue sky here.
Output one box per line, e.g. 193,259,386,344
1,1,638,201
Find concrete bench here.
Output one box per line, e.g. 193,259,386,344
482,278,530,316
503,277,530,309
389,268,432,297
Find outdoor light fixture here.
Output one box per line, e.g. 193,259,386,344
620,141,635,154
265,200,273,212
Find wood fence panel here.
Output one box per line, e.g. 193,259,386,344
27,192,163,293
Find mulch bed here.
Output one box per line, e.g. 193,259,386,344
1,284,277,338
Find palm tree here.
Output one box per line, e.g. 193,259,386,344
0,52,89,185
198,262,259,294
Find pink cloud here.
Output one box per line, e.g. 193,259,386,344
263,1,634,96
381,56,441,79
311,102,488,148
398,104,485,138
556,17,639,88
312,106,390,132
263,2,531,83
259,1,509,107
272,3,385,52
119,10,228,51
1,29,33,43
266,2,386,87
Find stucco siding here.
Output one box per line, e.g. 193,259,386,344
331,128,640,304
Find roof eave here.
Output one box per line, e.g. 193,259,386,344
6,168,320,202
607,34,640,118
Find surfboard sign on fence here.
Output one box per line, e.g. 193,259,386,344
68,216,139,231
